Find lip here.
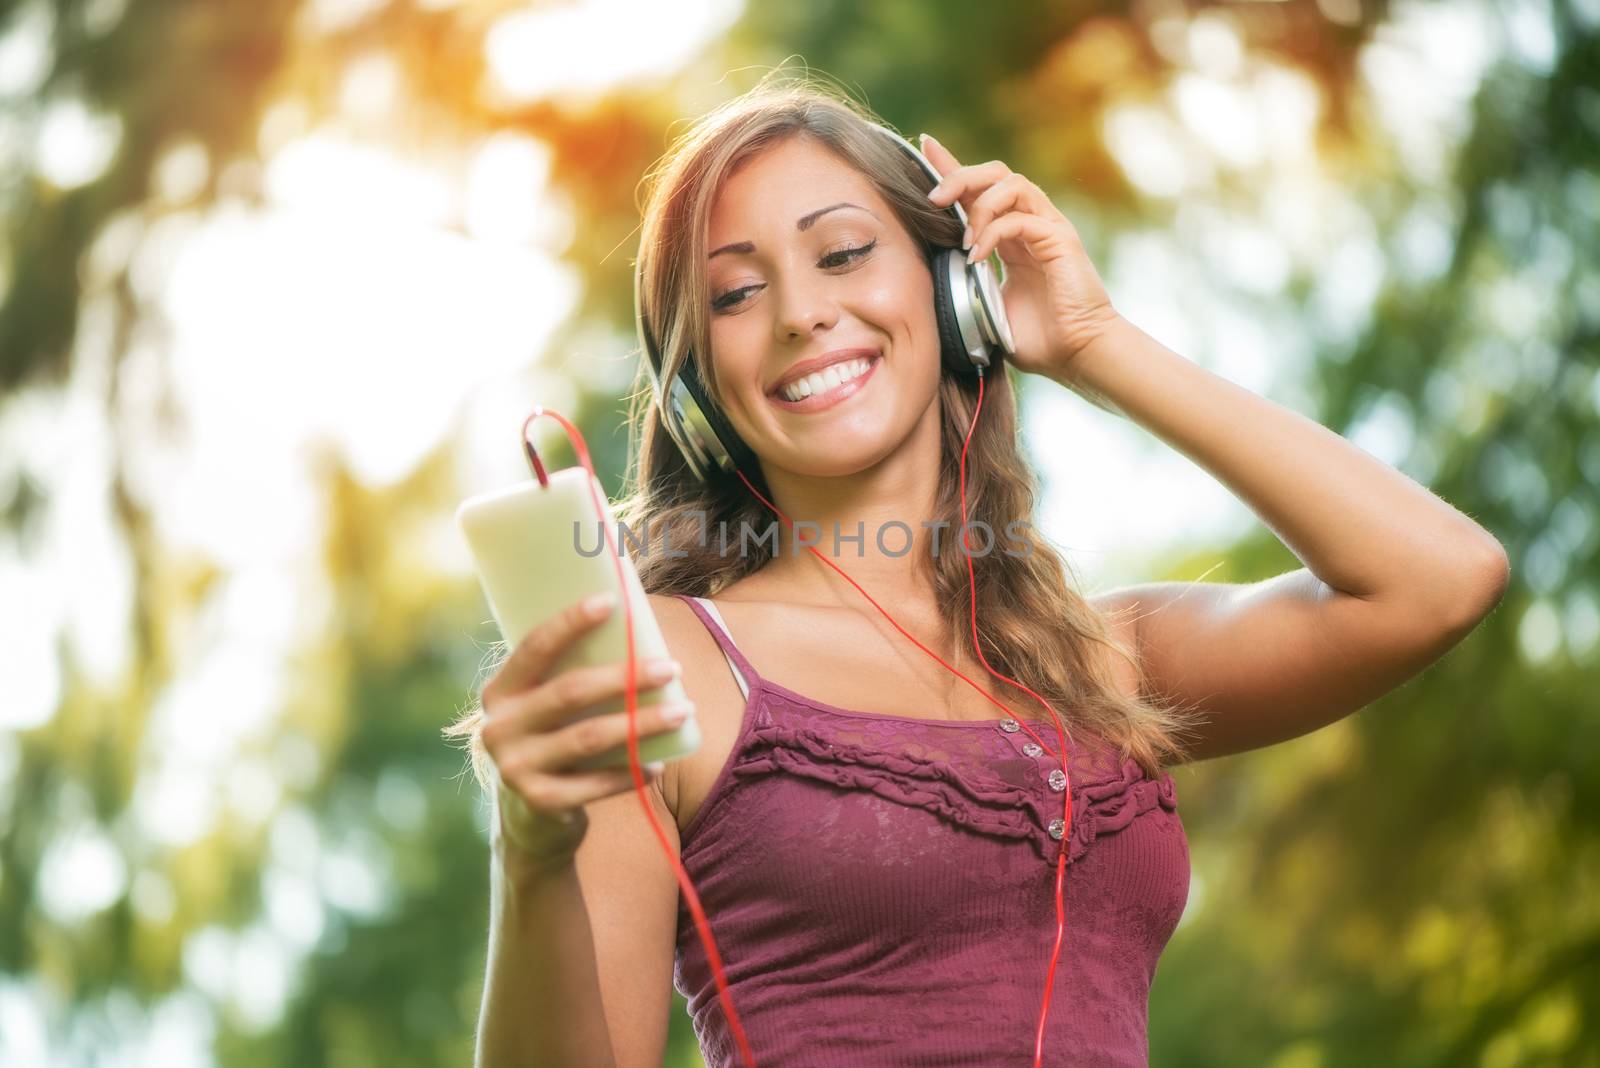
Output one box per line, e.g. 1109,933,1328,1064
768,353,881,414
768,348,882,395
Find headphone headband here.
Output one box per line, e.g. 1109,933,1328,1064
636,120,1016,483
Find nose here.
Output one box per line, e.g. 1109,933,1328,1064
772,274,840,343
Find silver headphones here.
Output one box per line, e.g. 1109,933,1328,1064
635,122,1016,483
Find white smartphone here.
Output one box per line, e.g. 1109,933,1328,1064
455,466,701,772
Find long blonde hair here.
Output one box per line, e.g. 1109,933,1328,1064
448,72,1203,782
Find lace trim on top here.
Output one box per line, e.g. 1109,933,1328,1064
676,595,1178,868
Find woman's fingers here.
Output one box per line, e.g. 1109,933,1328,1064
483,657,683,748
967,208,1076,267
961,173,1064,246
475,593,689,866
496,704,688,791
926,161,1014,215
500,763,664,827
919,132,961,176
921,134,1014,219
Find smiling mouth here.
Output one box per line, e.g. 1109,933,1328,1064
768,354,881,412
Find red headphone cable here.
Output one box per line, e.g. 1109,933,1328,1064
523,407,762,1068
729,367,1076,1068
522,362,1074,1068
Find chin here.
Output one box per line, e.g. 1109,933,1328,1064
767,427,912,480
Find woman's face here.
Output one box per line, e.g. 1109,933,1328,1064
704,135,942,479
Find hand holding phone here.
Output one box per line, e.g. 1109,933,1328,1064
456,463,702,867
456,466,701,771
476,592,692,865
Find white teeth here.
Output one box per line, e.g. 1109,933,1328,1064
779,357,872,403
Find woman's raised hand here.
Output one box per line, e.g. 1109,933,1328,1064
920,132,1123,386
477,592,692,871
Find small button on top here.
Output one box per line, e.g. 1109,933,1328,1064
1022,742,1043,757
1048,769,1068,792
999,719,1020,733
1048,818,1066,840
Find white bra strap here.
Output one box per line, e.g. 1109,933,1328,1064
692,597,750,699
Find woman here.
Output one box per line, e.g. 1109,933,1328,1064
450,77,1509,1068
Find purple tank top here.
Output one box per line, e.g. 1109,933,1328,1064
671,595,1189,1067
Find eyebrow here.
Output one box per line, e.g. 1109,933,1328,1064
708,202,880,260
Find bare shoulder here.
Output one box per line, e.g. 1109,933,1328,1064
645,593,749,821
1085,588,1145,703
646,593,722,681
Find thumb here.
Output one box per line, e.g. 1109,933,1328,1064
918,132,962,179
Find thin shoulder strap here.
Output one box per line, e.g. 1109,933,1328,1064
674,594,757,699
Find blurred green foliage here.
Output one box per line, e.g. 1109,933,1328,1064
2,0,1596,1065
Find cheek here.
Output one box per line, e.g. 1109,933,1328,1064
705,320,768,424
860,264,927,323
707,318,758,383
874,274,941,375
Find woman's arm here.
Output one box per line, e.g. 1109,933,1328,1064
475,831,620,1068
473,593,698,1067
1067,315,1510,763
915,137,1507,761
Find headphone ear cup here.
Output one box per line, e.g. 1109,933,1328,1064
676,354,762,479
929,248,977,378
